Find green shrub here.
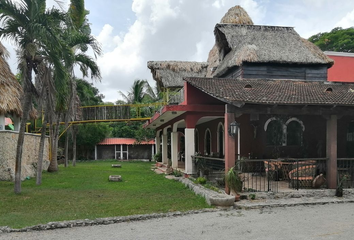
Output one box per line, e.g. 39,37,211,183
196,177,207,185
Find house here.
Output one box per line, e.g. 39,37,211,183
0,42,49,181
144,6,354,190
325,51,354,82
95,138,155,160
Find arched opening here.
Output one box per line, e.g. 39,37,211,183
266,119,283,146
286,120,303,146
217,123,224,157
195,129,199,153
347,122,354,157
205,129,212,155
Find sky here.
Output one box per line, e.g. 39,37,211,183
3,0,354,103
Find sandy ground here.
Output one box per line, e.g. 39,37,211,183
2,203,354,240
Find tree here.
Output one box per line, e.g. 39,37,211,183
0,0,71,193
119,79,156,104
308,27,354,52
76,79,104,106
76,123,111,159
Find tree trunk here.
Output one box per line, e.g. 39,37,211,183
36,113,48,185
14,91,32,193
48,114,60,172
14,62,33,194
64,114,69,167
72,125,77,166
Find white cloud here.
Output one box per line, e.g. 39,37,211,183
94,0,264,102
336,8,354,28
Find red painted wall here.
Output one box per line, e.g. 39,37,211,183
183,82,224,105
327,55,354,82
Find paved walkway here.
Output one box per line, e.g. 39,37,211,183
2,201,354,240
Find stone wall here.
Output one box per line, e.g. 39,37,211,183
0,131,50,181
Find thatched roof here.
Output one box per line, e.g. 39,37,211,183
212,24,334,77
0,42,22,117
147,61,208,88
220,5,254,25
207,5,253,77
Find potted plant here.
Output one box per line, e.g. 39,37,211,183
225,166,243,201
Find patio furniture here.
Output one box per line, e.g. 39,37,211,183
264,160,282,181
289,165,316,188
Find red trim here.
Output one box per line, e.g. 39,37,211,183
98,138,155,145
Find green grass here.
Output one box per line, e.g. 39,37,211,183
0,160,210,229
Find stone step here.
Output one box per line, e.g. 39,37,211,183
109,175,122,182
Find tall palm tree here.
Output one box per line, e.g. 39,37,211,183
0,0,71,193
59,0,101,169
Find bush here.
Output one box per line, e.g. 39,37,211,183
154,152,162,162
196,177,207,185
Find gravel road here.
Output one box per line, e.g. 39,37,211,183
2,203,354,240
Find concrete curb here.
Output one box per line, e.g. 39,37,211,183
0,209,219,234
178,178,235,207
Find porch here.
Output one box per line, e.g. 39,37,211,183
192,157,354,193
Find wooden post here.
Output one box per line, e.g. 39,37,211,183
225,104,236,193
326,115,337,189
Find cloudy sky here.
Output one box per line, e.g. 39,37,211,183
3,0,354,103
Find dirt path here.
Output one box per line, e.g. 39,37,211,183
2,203,354,240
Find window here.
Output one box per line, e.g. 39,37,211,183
205,129,212,155
265,118,283,146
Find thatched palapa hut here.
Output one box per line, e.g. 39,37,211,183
207,5,254,77
211,24,334,78
0,42,22,131
147,61,208,90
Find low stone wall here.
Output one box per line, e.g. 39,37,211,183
0,131,50,181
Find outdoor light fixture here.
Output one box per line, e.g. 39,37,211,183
228,121,240,137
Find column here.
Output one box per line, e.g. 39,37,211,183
184,128,195,174
326,115,337,189
114,145,117,160
151,144,155,160
127,145,129,160
0,114,5,131
224,104,236,172
120,145,123,160
155,132,161,154
162,129,168,165
13,116,21,131
171,131,178,169
94,145,97,160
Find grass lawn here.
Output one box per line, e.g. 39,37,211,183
0,160,210,229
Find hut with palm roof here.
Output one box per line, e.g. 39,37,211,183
0,42,49,181
0,42,22,130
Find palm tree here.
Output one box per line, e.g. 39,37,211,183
119,79,149,104
0,0,71,193
59,0,101,169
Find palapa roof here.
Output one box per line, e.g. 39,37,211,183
207,5,253,77
212,24,334,77
0,42,22,117
147,61,208,88
185,77,354,106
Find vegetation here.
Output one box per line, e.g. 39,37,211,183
0,161,210,229
308,27,354,52
225,166,242,194
0,0,73,193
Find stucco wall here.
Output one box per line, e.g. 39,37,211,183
0,131,50,181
